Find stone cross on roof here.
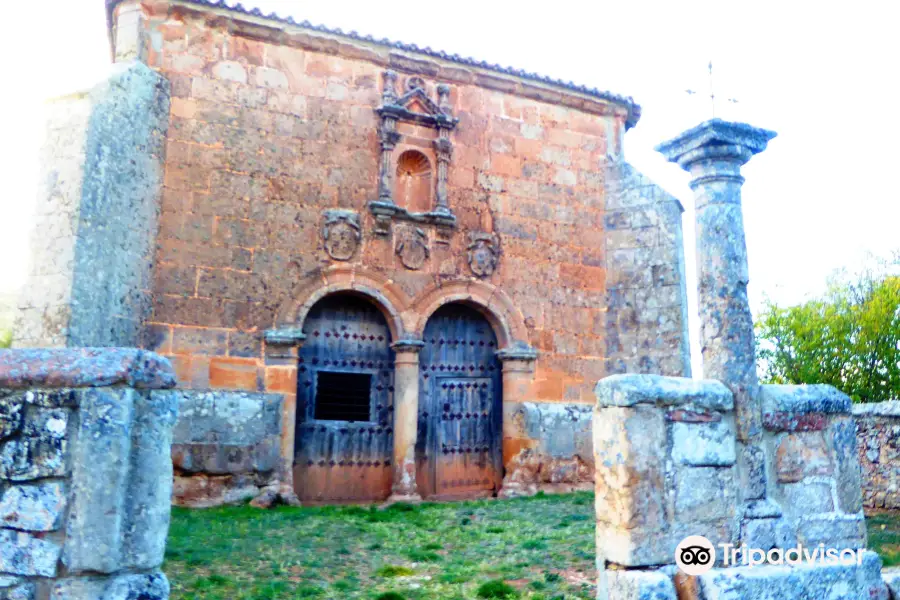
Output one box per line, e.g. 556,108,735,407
686,61,739,119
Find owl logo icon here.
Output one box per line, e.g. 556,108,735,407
675,536,716,576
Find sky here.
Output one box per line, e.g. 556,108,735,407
1,1,898,375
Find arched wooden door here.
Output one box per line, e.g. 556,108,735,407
294,294,394,503
417,303,502,500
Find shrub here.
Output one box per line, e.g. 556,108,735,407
476,580,519,599
375,565,414,577
757,257,900,402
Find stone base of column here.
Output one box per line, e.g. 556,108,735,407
250,483,302,509
497,481,537,499
383,493,424,507
386,449,422,505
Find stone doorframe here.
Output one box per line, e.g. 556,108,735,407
266,265,537,502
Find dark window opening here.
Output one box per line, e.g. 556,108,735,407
314,371,372,422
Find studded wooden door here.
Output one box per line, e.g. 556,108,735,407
417,304,502,499
294,294,394,503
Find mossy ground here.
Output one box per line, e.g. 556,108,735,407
164,492,900,599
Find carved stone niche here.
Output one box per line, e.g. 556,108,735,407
370,71,459,237
467,232,501,277
322,210,361,261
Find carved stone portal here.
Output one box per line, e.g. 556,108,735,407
467,232,500,277
370,71,459,235
395,225,430,270
323,210,361,261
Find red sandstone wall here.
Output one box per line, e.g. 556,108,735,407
138,4,622,406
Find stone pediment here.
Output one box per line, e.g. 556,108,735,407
398,87,442,116
376,75,458,130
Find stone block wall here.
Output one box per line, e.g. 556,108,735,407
594,377,880,600
603,162,691,378
604,554,888,600
106,0,689,408
594,374,737,568
500,402,593,497
696,551,887,600
760,385,867,550
168,390,283,507
852,401,900,510
0,349,177,600
14,61,170,349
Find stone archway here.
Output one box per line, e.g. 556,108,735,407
416,302,504,499
406,281,538,499
405,279,530,350
271,267,413,501
276,265,411,342
292,292,396,503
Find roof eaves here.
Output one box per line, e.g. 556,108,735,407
105,0,642,128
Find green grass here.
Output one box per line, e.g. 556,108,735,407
867,512,900,567
164,492,900,599
165,492,597,599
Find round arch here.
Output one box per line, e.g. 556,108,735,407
275,266,410,342
406,280,529,349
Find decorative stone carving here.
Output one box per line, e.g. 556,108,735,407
433,135,453,214
395,226,430,270
370,71,459,234
381,70,399,104
377,114,401,205
467,232,500,277
437,83,452,113
406,76,426,92
322,210,360,261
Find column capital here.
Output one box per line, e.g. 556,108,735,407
656,119,776,172
391,339,426,353
495,345,538,362
264,327,306,363
263,327,306,346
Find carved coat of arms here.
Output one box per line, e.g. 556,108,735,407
323,210,361,261
395,226,430,270
467,233,500,277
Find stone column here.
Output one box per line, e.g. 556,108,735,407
388,340,425,502
656,119,779,515
496,347,538,497
433,126,453,214
263,328,306,506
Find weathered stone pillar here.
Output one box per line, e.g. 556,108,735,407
0,348,177,600
13,60,169,349
262,328,306,507
495,347,538,497
657,120,778,517
656,119,775,438
388,340,425,502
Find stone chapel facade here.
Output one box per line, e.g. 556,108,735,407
15,0,690,505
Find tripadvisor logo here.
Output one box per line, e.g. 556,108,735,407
675,536,716,576
675,535,866,575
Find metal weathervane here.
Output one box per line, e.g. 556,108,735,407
686,61,738,118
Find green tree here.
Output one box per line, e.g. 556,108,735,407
0,330,10,349
756,258,900,402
